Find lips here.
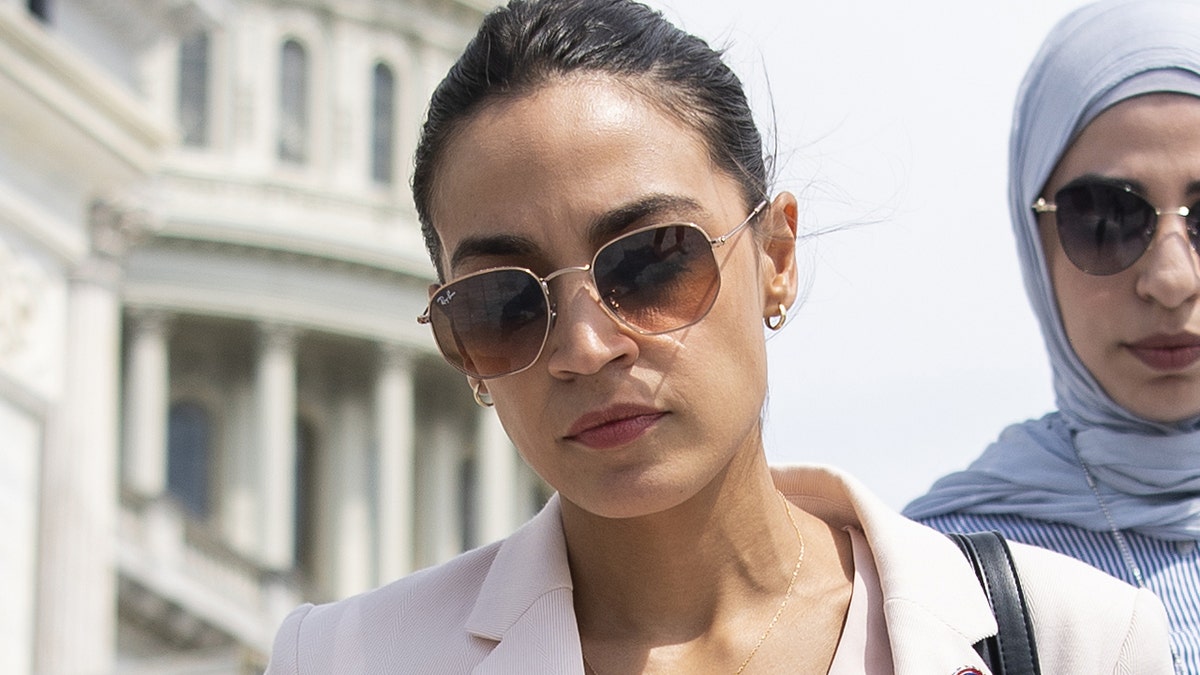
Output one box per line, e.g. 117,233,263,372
1126,333,1200,371
565,404,666,449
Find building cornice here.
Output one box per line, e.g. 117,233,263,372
123,235,440,350
153,166,436,279
0,6,169,176
133,232,431,287
251,0,499,51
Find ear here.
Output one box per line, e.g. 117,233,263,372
759,192,800,318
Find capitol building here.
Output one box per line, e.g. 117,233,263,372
0,0,549,672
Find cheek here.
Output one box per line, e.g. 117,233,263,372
484,372,546,444
1049,252,1086,328
1050,262,1124,367
699,255,771,384
1056,284,1094,355
1042,222,1094,348
722,245,768,317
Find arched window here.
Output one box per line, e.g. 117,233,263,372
278,39,309,164
371,62,396,184
168,401,212,517
178,32,211,147
27,0,51,22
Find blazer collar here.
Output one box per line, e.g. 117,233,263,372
465,468,1000,674
774,465,1000,674
465,494,584,674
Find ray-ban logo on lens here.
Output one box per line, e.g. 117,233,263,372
436,290,456,305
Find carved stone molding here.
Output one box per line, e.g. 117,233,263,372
257,322,300,353
0,238,40,358
127,307,172,338
89,197,155,260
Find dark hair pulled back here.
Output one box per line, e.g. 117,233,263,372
412,0,769,279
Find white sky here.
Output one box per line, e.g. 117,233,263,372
642,0,1091,508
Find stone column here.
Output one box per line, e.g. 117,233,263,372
122,308,185,577
123,309,170,497
35,200,145,673
421,416,463,565
475,409,517,545
258,324,298,570
375,344,414,582
221,383,259,557
331,395,371,597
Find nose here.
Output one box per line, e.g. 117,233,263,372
1135,214,1200,309
542,275,639,379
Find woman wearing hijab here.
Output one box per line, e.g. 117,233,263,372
905,0,1200,670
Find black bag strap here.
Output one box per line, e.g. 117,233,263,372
947,531,1042,675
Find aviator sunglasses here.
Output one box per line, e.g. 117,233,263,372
418,200,769,379
1033,178,1200,275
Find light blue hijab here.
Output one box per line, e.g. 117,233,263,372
904,0,1200,540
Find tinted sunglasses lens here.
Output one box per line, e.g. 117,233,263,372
427,269,549,378
1054,183,1155,275
592,224,721,333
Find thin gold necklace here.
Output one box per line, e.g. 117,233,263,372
582,491,806,675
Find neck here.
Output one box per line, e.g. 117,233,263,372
562,452,801,641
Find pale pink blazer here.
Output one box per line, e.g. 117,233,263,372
266,465,1173,674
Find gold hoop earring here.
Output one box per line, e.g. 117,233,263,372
472,380,494,408
765,303,787,331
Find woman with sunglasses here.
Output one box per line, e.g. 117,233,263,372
265,0,1171,672
905,0,1200,671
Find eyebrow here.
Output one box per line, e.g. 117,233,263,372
585,194,706,246
447,193,707,272
1061,174,1200,199
1060,173,1144,194
448,233,539,272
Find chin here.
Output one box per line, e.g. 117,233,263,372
1122,393,1200,424
1139,407,1200,425
567,479,696,521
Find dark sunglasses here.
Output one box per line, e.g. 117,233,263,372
1032,179,1200,275
418,201,768,379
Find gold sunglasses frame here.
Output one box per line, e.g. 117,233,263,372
417,199,769,379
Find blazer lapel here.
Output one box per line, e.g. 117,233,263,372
467,468,1001,674
467,495,585,675
775,466,1001,675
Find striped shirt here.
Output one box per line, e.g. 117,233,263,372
918,511,1200,673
